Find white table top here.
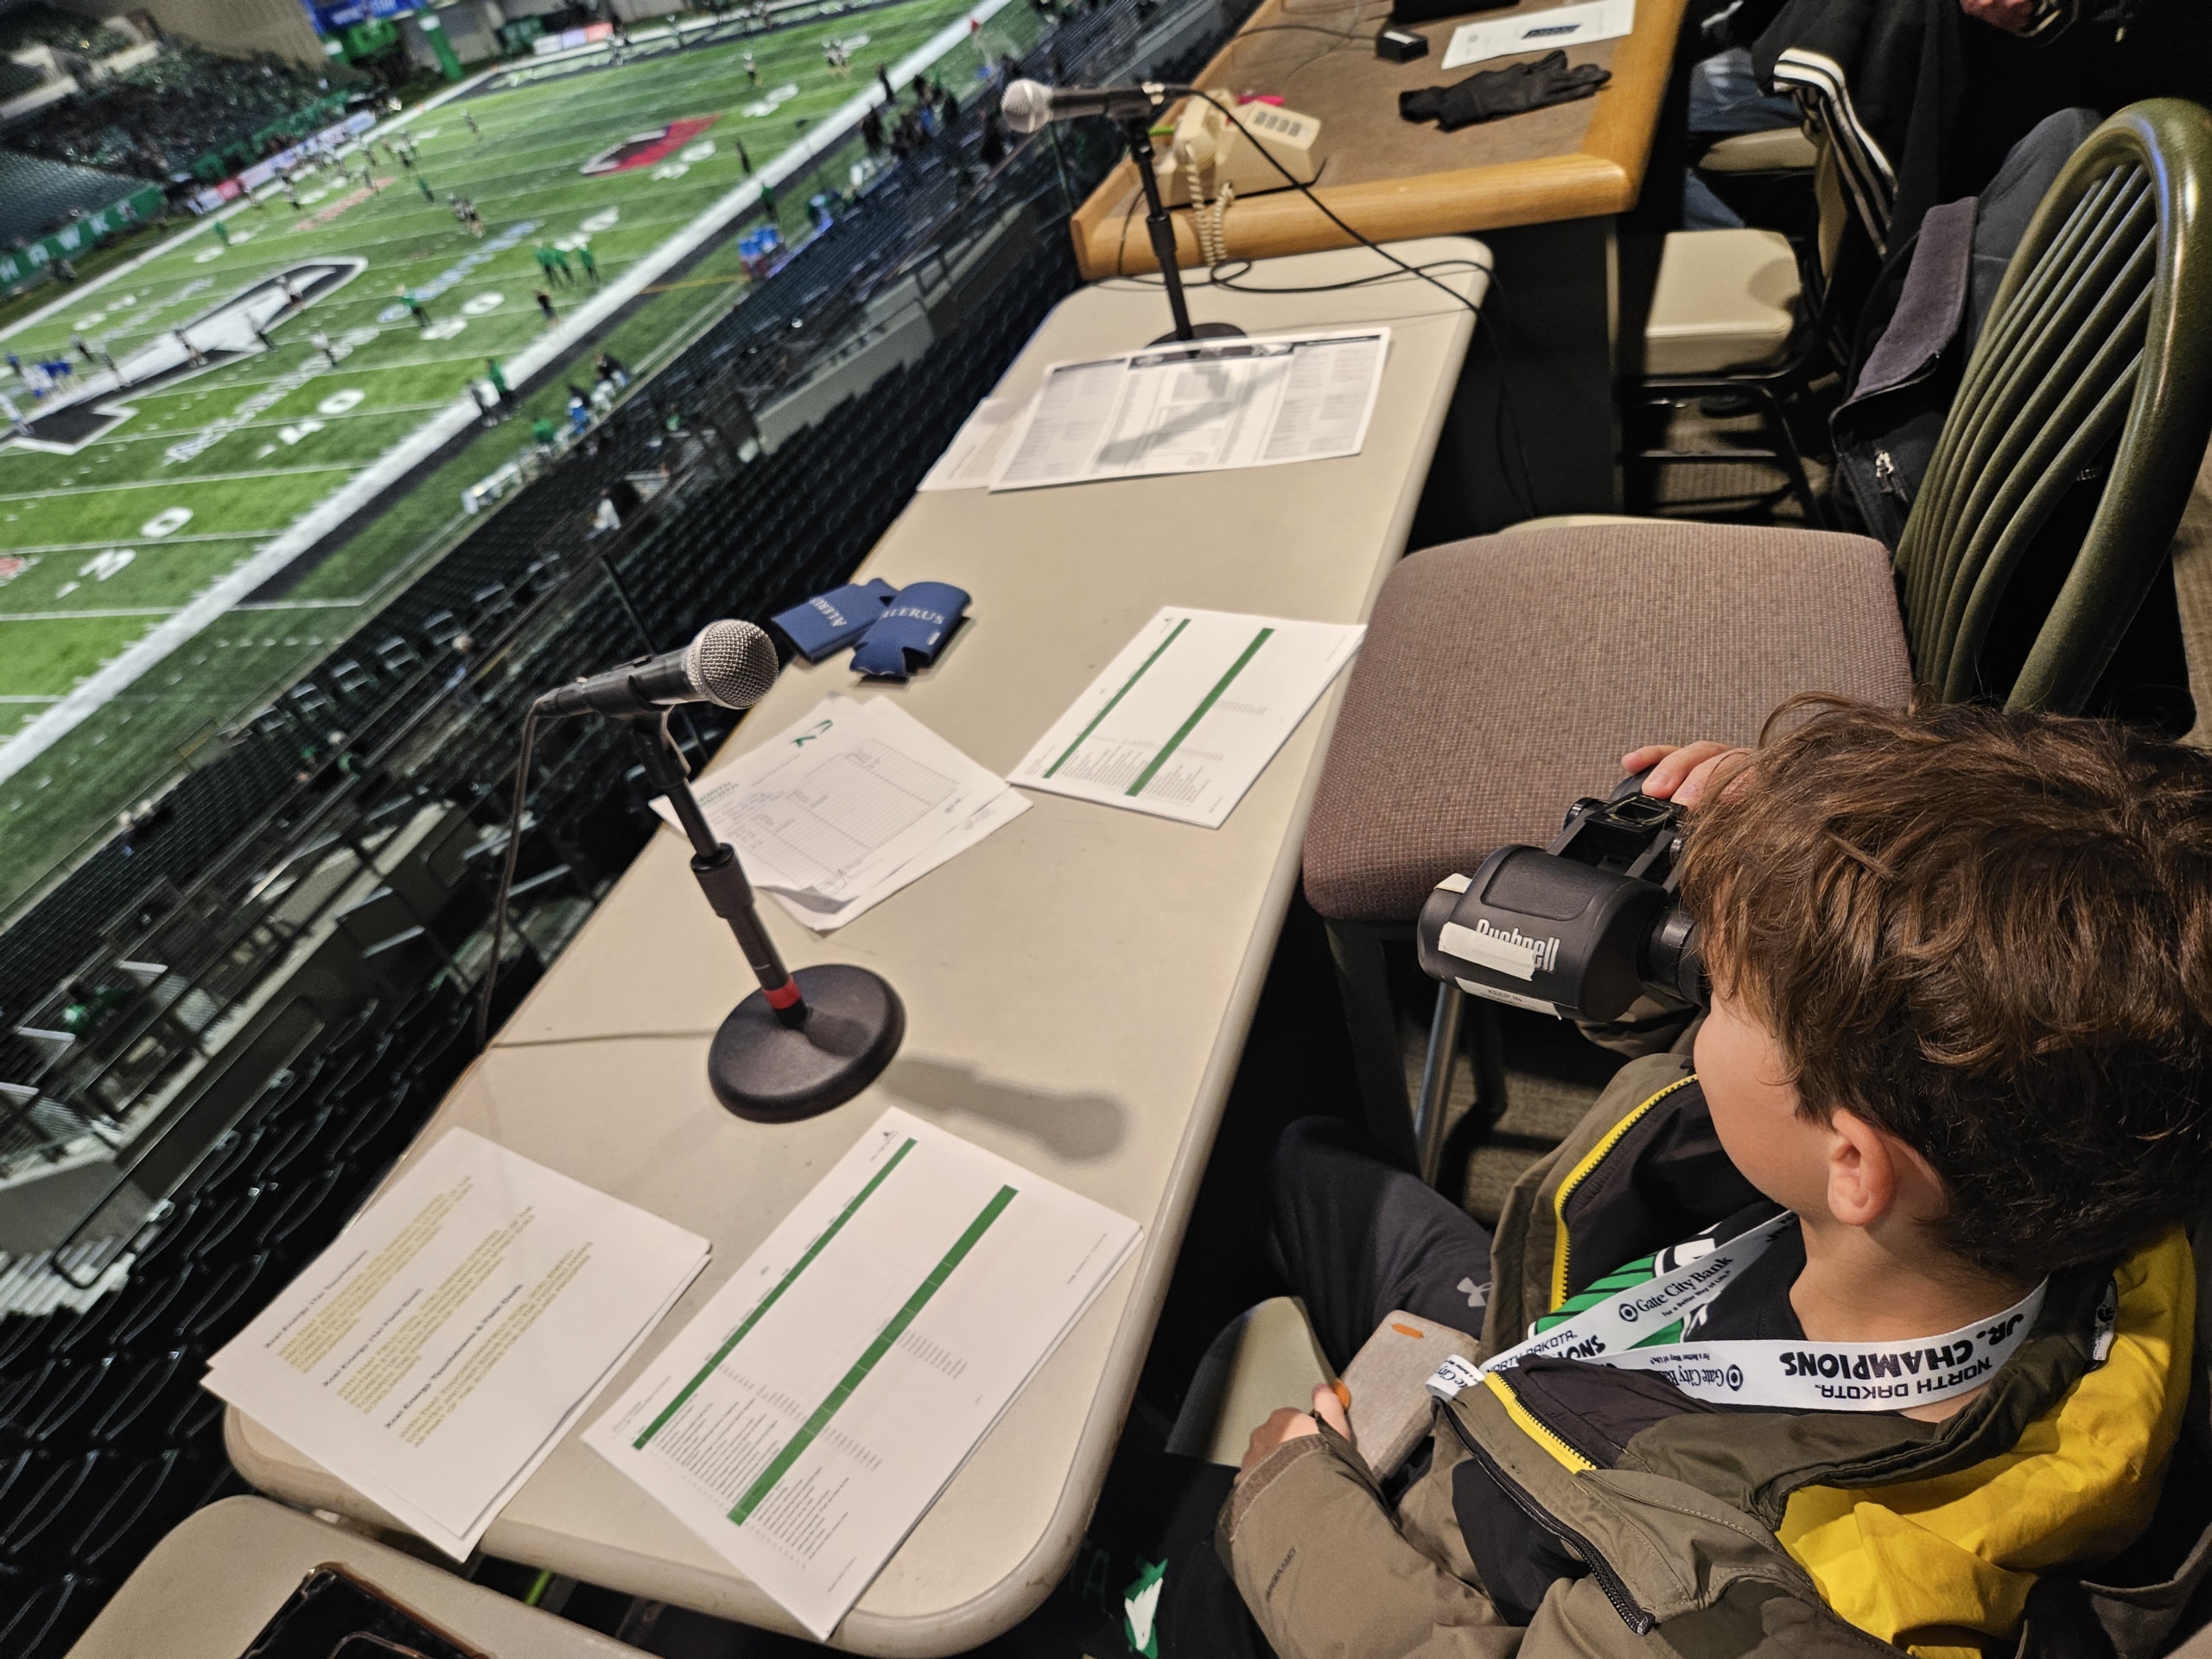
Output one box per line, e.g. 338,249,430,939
67,1497,645,1658
227,238,1486,1655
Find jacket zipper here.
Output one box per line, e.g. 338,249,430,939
1872,449,1909,503
1443,1404,1655,1635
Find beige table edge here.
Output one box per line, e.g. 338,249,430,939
1071,0,1687,276
226,243,1484,1655
67,1496,648,1658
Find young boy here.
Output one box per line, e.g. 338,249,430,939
1225,700,2212,1659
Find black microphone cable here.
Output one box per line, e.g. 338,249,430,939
474,702,541,1052
1118,86,1547,518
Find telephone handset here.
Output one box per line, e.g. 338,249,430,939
1153,95,1322,207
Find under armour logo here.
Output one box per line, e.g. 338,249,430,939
1459,1277,1489,1309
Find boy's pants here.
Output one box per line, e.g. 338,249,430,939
1266,1116,1497,1369
1103,1119,1497,1658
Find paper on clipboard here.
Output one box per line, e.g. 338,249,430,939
1440,0,1632,68
988,328,1389,491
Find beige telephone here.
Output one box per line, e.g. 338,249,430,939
1154,97,1322,202
1154,97,1320,264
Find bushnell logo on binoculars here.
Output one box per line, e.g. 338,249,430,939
1416,781,1707,1023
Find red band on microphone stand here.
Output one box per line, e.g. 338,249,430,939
763,980,804,1010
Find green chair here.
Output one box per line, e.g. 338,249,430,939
1301,100,2212,1175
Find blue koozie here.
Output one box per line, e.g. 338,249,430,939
772,577,898,661
850,582,969,680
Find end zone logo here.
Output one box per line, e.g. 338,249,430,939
581,116,721,176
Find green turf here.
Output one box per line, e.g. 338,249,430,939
0,0,1037,911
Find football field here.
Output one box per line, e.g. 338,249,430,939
0,0,1020,907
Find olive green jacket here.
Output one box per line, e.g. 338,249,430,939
1222,1055,2212,1659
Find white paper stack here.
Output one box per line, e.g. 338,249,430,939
988,328,1390,492
204,1129,709,1558
654,694,1027,931
1011,607,1364,828
588,1108,1141,1639
1440,0,1633,69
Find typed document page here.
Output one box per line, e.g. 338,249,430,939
587,1108,1141,1639
1010,607,1364,828
989,329,1390,491
655,694,1027,931
1440,0,1633,67
204,1130,709,1557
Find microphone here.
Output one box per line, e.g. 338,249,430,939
535,619,779,719
1000,78,1191,135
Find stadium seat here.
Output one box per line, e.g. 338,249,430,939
69,1446,193,1576
1306,101,2212,1164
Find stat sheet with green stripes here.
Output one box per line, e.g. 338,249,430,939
582,1107,1141,1639
1009,607,1365,829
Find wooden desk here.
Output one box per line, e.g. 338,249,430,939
228,241,1484,1657
1071,0,1688,530
1071,0,1687,276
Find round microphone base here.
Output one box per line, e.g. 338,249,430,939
1148,321,1248,346
708,963,905,1122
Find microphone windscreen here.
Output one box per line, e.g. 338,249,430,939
1001,78,1052,135
686,620,781,709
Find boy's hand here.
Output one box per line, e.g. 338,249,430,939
1623,741,1751,809
1960,0,2038,32
1237,1383,1354,1481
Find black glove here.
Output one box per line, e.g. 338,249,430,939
1398,50,1612,132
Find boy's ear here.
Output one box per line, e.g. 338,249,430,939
1824,1109,1901,1228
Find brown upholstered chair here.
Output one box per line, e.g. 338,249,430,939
1305,100,2212,1176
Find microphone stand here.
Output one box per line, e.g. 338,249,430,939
622,711,903,1122
1120,112,1244,347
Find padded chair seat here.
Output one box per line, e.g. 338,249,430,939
1303,522,1915,925
1699,126,1821,174
1644,228,1802,375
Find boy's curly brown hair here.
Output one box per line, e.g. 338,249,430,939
1679,696,2212,1280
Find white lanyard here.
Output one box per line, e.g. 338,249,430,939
1430,1215,2048,1411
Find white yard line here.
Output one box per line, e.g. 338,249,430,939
0,465,361,501
0,533,279,555
0,607,183,621
0,0,1007,787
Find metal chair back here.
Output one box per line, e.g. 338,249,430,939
1897,99,2212,711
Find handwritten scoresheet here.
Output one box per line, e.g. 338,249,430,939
203,1130,709,1557
587,1109,1140,1638
658,695,1027,930
1010,607,1364,829
989,329,1389,491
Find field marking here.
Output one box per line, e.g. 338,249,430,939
0,532,279,555
73,403,454,452
0,7,953,362
0,0,1007,786
0,607,182,621
0,465,361,502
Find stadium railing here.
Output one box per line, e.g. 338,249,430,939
0,0,1252,1215
0,0,1261,1640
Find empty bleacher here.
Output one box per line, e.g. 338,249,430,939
0,0,1249,1644
0,149,152,246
